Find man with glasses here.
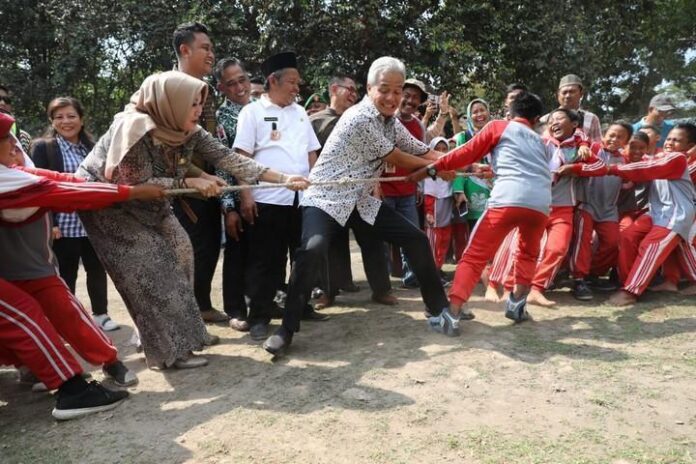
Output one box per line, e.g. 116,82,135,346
0,85,31,153
310,75,358,147
213,57,254,332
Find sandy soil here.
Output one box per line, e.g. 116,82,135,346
1,246,695,464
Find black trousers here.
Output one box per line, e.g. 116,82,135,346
52,237,108,315
245,202,302,323
173,197,221,312
321,228,353,297
222,215,249,320
283,205,448,333
322,226,392,298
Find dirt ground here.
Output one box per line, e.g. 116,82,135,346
1,244,695,464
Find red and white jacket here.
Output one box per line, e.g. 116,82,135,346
0,165,131,281
435,118,552,216
575,142,624,222
607,152,696,240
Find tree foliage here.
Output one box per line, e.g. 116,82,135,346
0,0,694,136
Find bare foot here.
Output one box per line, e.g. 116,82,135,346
526,289,556,307
608,290,637,306
649,281,678,293
484,285,500,303
501,290,511,301
680,284,696,296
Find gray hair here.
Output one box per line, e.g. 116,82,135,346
367,57,406,86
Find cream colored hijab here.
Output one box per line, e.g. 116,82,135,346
105,71,208,179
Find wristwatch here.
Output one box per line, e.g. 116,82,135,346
426,165,437,180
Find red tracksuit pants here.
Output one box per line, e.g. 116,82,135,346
618,215,683,296
450,207,547,303
662,220,696,285
426,225,452,270
0,279,83,390
619,210,644,233
570,210,619,279
531,206,575,292
11,275,118,366
488,228,518,288
451,222,469,262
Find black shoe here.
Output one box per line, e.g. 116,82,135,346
102,360,138,387
572,280,594,301
303,309,330,321
262,327,293,356
340,283,361,293
249,322,269,341
52,381,129,421
587,276,618,292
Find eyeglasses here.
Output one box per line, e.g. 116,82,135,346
336,84,358,94
0,96,12,104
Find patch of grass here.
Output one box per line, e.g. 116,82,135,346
460,426,694,464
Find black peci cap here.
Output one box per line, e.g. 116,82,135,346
261,52,298,77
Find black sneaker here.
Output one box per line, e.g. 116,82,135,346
102,360,138,387
572,280,594,301
52,381,128,421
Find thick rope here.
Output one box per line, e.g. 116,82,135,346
164,172,485,196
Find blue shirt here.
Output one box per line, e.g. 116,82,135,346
632,118,675,148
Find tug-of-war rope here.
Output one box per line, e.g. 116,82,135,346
164,172,486,196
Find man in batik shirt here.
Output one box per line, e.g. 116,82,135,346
214,57,253,332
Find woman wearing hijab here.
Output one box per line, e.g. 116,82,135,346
76,71,308,369
452,98,493,231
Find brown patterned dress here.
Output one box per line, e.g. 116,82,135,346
77,128,267,367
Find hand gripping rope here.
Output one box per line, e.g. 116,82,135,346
163,172,484,196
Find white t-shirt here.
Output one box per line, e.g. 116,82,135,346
233,95,320,205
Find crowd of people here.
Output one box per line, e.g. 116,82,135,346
1,21,695,421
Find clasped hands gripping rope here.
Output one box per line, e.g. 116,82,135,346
164,172,484,196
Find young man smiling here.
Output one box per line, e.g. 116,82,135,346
170,22,229,324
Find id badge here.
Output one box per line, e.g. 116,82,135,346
270,122,281,141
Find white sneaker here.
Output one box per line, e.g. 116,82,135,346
93,314,120,332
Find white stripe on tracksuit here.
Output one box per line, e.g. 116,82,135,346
624,232,677,294
0,297,77,382
62,281,115,349
570,212,586,274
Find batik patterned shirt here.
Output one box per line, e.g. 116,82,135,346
301,96,429,226
215,99,245,211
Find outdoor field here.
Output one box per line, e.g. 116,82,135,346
1,247,695,464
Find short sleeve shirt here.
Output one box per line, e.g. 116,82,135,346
301,96,429,226
233,95,320,205
309,107,340,149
